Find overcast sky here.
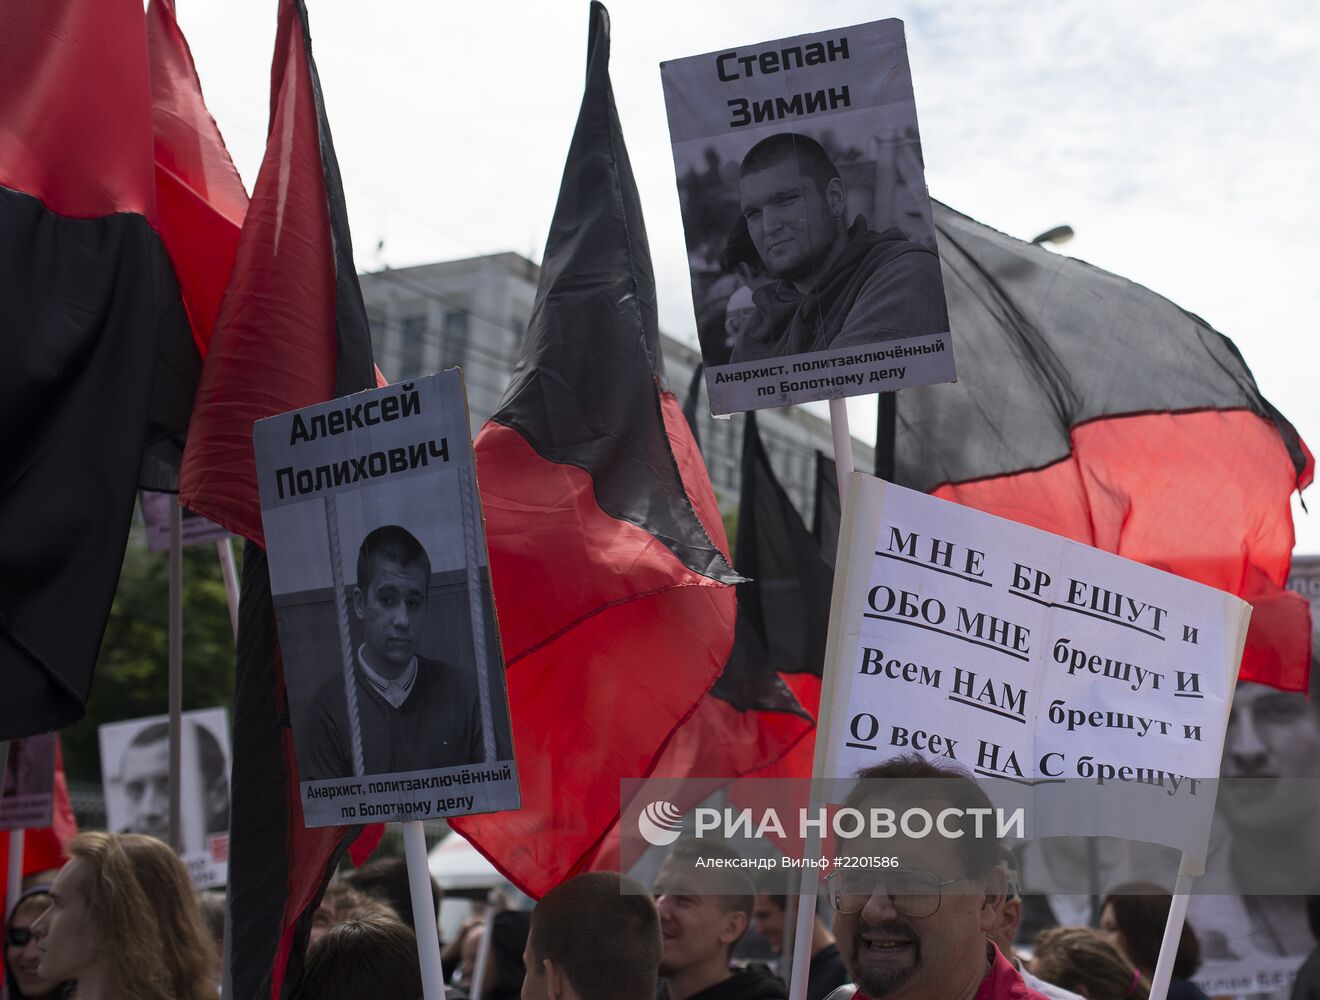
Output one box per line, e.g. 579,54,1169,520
175,0,1320,552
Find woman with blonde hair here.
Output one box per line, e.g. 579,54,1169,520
30,832,217,1000
1031,926,1151,1000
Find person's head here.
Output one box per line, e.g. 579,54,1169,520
309,884,398,946
197,890,226,986
30,832,217,1000
828,754,1005,1000
1099,884,1200,979
522,871,660,1000
988,846,1023,959
354,525,432,676
1219,680,1320,831
751,891,787,953
294,915,421,1000
653,840,754,983
119,722,171,840
738,133,847,286
6,886,65,1000
344,856,439,932
1030,926,1150,1000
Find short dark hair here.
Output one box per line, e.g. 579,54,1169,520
1102,883,1201,978
356,525,431,593
739,132,840,193
719,215,762,275
529,872,660,1000
344,857,440,932
294,915,421,1000
843,753,1001,879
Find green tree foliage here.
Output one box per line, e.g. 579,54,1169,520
61,515,239,786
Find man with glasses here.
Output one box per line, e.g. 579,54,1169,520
821,754,1050,1000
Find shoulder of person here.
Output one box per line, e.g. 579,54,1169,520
821,987,857,1000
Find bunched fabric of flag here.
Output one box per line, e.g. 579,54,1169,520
0,0,243,739
179,0,377,995
449,2,740,899
890,202,1313,691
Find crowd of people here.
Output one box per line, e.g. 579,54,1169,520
6,756,1320,999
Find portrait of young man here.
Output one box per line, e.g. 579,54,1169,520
303,523,484,780
729,132,947,365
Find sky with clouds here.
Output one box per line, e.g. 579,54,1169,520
175,0,1320,551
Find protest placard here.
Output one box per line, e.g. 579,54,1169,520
818,473,1250,863
139,490,230,551
99,707,230,888
661,19,955,414
254,370,518,828
0,733,55,831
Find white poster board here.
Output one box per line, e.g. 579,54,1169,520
0,733,55,830
661,19,955,414
98,707,230,888
819,474,1249,863
254,370,519,828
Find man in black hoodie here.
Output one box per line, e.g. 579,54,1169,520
654,840,787,1000
728,132,947,364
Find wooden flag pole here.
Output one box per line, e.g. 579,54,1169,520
1148,853,1200,1000
402,821,447,1000
788,398,857,1000
168,502,184,853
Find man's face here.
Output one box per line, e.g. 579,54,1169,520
121,739,170,839
354,555,428,675
32,859,97,985
1220,681,1320,829
653,858,745,978
739,159,843,283
752,895,786,953
832,806,998,999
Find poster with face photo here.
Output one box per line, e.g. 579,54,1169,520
0,733,56,830
661,19,956,414
253,370,518,828
98,708,230,888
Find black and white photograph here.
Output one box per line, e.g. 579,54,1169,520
139,489,231,552
97,707,231,888
0,732,56,830
254,370,518,828
661,18,956,414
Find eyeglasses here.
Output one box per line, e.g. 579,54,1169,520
6,927,33,947
824,868,967,918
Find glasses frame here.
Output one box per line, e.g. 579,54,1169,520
5,926,34,947
823,867,969,918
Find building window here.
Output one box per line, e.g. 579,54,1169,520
444,310,469,365
399,314,427,378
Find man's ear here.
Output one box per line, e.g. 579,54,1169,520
980,866,1008,933
352,585,365,619
825,176,847,221
720,910,749,947
544,959,571,1000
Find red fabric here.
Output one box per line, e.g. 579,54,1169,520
0,0,154,220
853,945,1050,1000
146,0,247,356
450,420,737,898
179,5,337,547
0,738,79,912
347,824,385,867
933,409,1313,692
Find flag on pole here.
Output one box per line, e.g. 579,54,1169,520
449,2,739,899
178,0,376,995
0,0,207,738
888,202,1312,691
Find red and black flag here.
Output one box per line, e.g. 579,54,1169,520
449,2,739,899
0,0,209,737
888,202,1313,690
179,0,375,995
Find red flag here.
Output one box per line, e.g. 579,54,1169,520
0,0,201,736
888,203,1312,691
449,3,738,899
177,0,376,996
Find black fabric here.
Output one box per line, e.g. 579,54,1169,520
489,2,736,586
683,361,705,448
812,452,840,572
0,186,194,738
660,967,790,1000
895,201,1309,492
